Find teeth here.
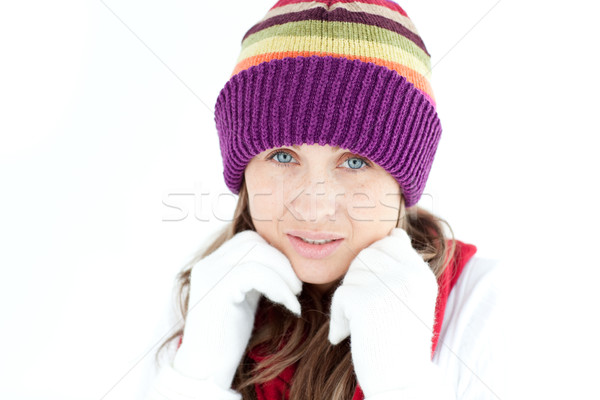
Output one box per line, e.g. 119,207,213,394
299,237,336,245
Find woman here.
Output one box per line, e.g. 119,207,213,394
146,1,505,399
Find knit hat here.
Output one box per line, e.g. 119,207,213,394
214,0,441,208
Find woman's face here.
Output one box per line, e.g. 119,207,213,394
244,143,402,294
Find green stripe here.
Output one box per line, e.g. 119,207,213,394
241,19,430,68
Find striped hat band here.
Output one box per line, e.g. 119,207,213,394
214,0,441,208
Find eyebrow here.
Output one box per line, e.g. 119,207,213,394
291,144,341,152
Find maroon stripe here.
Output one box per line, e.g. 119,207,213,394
242,7,430,57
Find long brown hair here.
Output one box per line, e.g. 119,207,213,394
154,176,456,399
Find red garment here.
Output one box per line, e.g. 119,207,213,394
175,239,477,400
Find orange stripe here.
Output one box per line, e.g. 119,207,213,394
231,51,436,106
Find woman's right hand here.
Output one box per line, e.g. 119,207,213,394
172,229,303,391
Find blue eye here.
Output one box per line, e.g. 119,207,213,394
266,150,371,172
342,157,369,170
267,151,297,167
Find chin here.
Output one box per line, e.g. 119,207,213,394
291,265,342,287
309,280,338,295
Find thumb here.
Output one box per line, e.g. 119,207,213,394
328,290,351,345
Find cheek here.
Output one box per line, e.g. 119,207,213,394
248,169,305,220
248,190,279,222
346,182,400,224
377,187,402,222
246,169,285,229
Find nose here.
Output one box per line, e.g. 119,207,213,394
286,172,343,224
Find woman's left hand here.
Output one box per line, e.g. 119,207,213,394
328,228,451,399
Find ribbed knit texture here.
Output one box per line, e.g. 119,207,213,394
214,0,442,207
234,0,435,106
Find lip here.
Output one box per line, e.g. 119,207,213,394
285,229,345,241
287,234,344,260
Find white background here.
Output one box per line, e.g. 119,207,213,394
1,0,599,399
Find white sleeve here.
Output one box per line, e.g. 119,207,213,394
143,361,242,400
432,256,508,400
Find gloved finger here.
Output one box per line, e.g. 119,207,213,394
235,265,303,316
245,243,303,296
328,286,351,345
370,227,413,260
371,228,429,271
202,230,267,262
388,227,411,240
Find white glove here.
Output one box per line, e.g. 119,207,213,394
147,230,303,400
328,227,454,400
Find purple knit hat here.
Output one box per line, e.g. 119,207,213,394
214,0,441,207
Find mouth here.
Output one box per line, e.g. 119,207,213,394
285,229,344,241
287,234,344,260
